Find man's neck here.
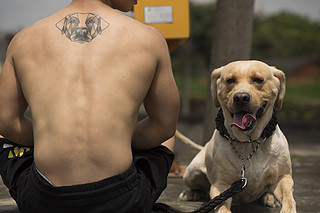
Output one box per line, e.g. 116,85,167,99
69,0,111,8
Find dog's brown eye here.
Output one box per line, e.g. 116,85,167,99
253,78,264,84
226,78,236,84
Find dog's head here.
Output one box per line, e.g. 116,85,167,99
56,13,109,43
211,60,285,141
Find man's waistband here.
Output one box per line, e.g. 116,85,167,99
29,162,139,207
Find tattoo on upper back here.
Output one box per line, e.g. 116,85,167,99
56,12,109,44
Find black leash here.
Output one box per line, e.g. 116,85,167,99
152,178,246,213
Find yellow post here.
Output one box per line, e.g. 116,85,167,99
134,0,190,52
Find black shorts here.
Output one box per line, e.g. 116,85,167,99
0,138,174,213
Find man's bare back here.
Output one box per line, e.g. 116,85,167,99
0,0,179,187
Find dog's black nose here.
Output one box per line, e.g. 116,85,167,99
234,92,250,105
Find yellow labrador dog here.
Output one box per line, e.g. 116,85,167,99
179,61,296,213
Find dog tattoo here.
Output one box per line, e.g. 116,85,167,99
56,12,109,43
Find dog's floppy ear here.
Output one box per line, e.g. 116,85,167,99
211,66,223,108
272,67,286,110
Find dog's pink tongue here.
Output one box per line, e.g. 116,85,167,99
231,112,256,130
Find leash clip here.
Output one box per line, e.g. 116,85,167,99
240,165,247,188
240,177,247,189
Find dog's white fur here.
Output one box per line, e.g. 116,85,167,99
179,61,296,213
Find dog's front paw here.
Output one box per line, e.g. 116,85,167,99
280,200,297,213
179,189,209,201
261,193,280,208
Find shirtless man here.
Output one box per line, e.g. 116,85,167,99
0,0,180,212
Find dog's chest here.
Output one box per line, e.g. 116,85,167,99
208,138,280,203
232,150,280,204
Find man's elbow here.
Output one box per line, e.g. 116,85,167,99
164,102,180,140
162,126,175,142
159,117,178,142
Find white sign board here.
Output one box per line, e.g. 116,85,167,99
144,6,173,24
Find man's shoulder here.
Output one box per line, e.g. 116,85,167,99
141,25,164,42
120,14,164,40
126,18,167,49
9,16,54,53
10,19,47,42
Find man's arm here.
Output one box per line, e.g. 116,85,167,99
0,37,34,146
132,31,180,150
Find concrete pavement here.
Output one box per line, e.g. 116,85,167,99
0,122,319,212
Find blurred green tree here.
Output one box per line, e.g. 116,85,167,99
252,12,320,60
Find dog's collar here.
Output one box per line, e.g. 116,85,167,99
215,108,278,143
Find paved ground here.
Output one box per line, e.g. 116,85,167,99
0,122,319,213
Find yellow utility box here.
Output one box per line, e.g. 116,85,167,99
134,0,190,40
